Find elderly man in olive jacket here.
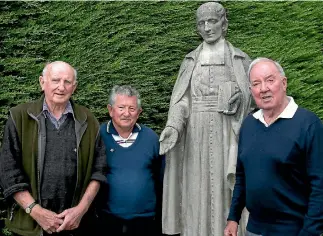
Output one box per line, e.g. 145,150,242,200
0,61,107,236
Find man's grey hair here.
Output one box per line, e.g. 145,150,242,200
248,57,286,80
109,85,141,108
196,2,228,36
42,61,78,82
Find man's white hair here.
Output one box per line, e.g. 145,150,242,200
42,61,77,82
109,85,141,109
248,57,285,80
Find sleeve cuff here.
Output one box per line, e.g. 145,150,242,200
3,183,29,198
90,173,107,184
227,212,241,224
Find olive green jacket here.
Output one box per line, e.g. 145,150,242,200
0,95,106,236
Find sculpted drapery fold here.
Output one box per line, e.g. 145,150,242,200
162,41,253,236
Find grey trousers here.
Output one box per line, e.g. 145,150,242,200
246,231,262,236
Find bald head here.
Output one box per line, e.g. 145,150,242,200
248,58,285,81
39,61,78,108
42,61,77,82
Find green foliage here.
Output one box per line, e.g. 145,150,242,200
1,1,322,136
226,2,323,118
0,1,322,231
2,227,12,236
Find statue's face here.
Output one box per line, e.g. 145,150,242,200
197,9,224,44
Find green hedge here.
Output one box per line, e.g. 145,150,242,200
1,1,322,137
0,1,322,233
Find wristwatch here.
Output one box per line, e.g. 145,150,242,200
25,202,37,214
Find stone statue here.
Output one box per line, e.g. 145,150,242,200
159,2,253,236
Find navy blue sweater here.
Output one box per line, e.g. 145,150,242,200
100,122,164,220
228,108,323,236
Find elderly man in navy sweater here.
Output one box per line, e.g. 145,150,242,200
98,85,164,236
224,58,323,236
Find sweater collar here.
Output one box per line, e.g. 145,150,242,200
253,96,298,126
106,120,141,135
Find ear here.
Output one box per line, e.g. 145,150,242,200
138,108,143,116
72,82,77,94
221,17,228,36
222,19,228,31
196,24,203,37
107,104,113,117
39,76,45,91
282,77,287,91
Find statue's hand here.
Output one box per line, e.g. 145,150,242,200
223,91,242,115
159,127,179,155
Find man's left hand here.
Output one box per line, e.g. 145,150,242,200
224,220,238,236
56,206,85,232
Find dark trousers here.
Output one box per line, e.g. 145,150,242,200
96,212,161,236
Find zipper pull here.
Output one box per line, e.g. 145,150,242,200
9,203,17,221
9,210,13,221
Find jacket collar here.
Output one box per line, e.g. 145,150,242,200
27,94,87,124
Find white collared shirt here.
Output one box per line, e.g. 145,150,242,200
253,96,298,127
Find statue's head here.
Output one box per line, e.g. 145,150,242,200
196,2,228,44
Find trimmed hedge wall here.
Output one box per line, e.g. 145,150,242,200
0,1,322,234
1,1,322,136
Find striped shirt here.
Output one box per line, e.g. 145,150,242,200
106,120,140,147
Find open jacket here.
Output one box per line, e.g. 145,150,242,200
0,95,106,236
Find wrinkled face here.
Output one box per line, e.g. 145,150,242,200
197,8,224,44
249,61,287,111
108,95,142,133
39,63,77,107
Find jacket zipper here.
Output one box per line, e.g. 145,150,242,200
9,202,17,221
29,113,44,236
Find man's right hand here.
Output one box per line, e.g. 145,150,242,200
159,127,178,155
224,220,238,236
30,204,64,234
